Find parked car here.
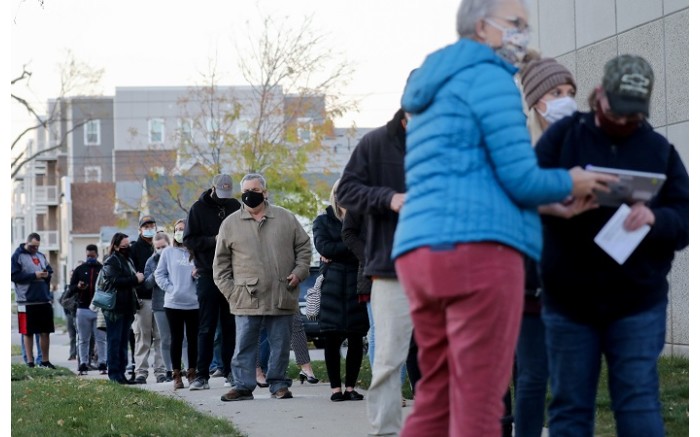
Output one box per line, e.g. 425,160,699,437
298,265,324,348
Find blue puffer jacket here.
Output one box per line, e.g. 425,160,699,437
392,38,572,262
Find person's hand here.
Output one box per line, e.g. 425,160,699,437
287,273,301,288
569,167,618,197
623,202,655,231
136,272,145,283
35,271,49,279
390,193,406,213
191,268,199,279
541,195,600,219
320,255,332,264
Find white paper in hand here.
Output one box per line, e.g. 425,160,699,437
594,204,650,264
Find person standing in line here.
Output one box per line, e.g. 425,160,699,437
129,215,167,384
144,231,174,382
102,232,143,384
314,180,369,402
335,108,415,435
535,54,689,437
11,232,55,369
63,266,79,362
183,174,241,390
155,219,200,390
215,173,311,401
70,244,108,375
391,0,617,435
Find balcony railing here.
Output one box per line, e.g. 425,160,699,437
35,185,59,205
40,230,60,251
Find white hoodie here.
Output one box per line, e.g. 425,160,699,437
154,246,198,310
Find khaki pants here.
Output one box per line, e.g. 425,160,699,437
366,278,413,436
132,299,166,378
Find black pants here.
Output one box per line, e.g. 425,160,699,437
324,332,364,389
406,332,422,394
165,308,199,371
195,275,236,379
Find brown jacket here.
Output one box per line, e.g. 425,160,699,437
213,202,312,316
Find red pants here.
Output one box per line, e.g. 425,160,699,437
396,243,524,437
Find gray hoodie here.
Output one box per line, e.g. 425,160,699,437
154,246,198,310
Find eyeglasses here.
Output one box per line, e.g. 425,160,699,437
488,15,530,32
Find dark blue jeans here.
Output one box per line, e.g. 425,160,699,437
515,314,548,437
542,299,667,437
195,275,235,379
105,312,134,382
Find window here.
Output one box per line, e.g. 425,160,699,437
84,120,101,145
206,117,221,143
149,119,165,144
84,166,102,183
178,119,193,143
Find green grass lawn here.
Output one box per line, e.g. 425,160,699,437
290,355,689,436
11,364,242,437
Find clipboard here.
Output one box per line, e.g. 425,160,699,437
585,165,666,207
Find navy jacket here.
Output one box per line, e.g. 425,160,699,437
11,243,53,304
536,111,689,323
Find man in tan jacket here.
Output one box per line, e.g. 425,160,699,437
214,173,312,401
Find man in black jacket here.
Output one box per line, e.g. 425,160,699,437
69,244,106,374
130,215,166,384
184,174,241,390
336,109,418,436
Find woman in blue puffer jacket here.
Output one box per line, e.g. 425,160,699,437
391,1,616,436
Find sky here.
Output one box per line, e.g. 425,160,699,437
10,0,463,139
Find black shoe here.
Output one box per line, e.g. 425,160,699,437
330,392,345,402
39,361,56,369
78,363,89,375
134,375,147,384
271,387,293,399
165,371,173,382
343,390,364,401
299,370,319,384
119,377,137,385
98,363,107,374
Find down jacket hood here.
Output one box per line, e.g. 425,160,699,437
401,38,517,115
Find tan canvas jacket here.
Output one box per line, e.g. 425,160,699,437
213,202,312,316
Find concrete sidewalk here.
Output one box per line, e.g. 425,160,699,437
11,323,412,437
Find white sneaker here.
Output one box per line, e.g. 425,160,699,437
224,374,233,387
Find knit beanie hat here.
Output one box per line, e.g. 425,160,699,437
520,58,577,110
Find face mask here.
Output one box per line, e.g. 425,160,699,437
118,247,131,257
86,257,97,263
538,96,577,124
242,191,265,208
174,231,184,244
485,19,530,65
595,98,640,139
155,247,165,255
142,228,156,238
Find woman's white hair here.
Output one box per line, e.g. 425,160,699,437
456,0,526,38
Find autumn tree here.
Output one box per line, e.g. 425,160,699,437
11,50,105,179
167,13,355,219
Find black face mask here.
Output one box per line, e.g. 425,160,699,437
118,247,131,258
241,191,265,208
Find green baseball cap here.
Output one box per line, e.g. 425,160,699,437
602,54,654,116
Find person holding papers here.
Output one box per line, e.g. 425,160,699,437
535,54,689,436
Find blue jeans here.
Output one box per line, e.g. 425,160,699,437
257,327,270,374
543,300,667,437
515,314,548,437
233,315,293,393
21,333,42,364
105,312,135,382
209,317,224,373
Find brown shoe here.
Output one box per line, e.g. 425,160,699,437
271,387,293,399
221,388,254,402
173,369,184,390
186,368,196,385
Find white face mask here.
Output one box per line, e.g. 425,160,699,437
174,231,184,244
484,18,530,65
537,96,577,124
155,247,166,255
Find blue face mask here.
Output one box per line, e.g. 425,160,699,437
142,228,156,239
86,257,97,263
